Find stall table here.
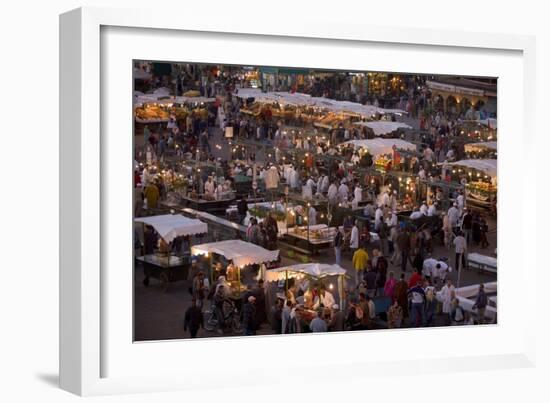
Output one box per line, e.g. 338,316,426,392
136,254,190,292
467,253,497,274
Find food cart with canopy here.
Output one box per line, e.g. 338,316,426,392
444,159,497,212
352,121,412,137
464,141,497,159
191,239,280,296
266,263,347,306
134,214,208,291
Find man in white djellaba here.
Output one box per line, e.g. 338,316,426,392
308,205,317,226
439,279,456,321
447,202,460,232
204,176,216,197
456,190,465,212
338,180,349,203
306,176,316,193
349,220,360,254
379,189,390,208
289,167,300,189
352,184,362,209
327,181,338,205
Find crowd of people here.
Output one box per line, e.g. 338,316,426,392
135,62,497,340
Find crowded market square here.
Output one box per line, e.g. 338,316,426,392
132,62,498,340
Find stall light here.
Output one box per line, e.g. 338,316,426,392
329,284,334,290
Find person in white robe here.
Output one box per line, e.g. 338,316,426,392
379,190,390,208
456,191,465,212
439,280,455,315
352,185,362,209
447,203,460,229
313,289,336,310
204,177,215,197
306,177,316,192
308,206,317,226
327,182,338,205
338,182,349,203
321,175,329,193
289,168,300,189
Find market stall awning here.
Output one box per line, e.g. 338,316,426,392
233,89,406,116
353,121,412,136
135,214,207,243
444,159,497,178
191,240,279,268
464,141,498,153
341,138,417,156
265,263,346,282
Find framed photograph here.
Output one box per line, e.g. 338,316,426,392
60,6,536,396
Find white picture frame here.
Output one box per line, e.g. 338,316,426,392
60,6,537,396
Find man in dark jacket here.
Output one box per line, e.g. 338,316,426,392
472,284,488,324
242,296,257,335
183,298,204,338
329,304,345,332
270,298,283,334
364,267,378,298
396,228,411,272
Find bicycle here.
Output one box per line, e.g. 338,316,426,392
203,299,243,334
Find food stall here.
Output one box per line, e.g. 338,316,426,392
134,214,208,291
352,121,412,137
340,138,417,170
445,159,497,213
191,239,280,297
265,263,347,326
464,141,497,159
134,91,215,132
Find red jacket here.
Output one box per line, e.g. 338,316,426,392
408,271,423,289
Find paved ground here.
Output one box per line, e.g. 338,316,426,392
134,121,497,341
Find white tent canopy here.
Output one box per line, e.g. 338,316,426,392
341,138,417,156
135,94,216,107
464,141,497,152
134,214,207,243
191,239,279,268
234,88,407,116
265,263,346,283
353,121,412,136
445,159,497,178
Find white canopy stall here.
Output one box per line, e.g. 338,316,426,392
135,214,208,243
265,263,347,308
341,138,417,157
234,89,407,117
464,141,498,153
353,121,412,136
445,159,498,181
134,214,208,290
191,239,279,291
